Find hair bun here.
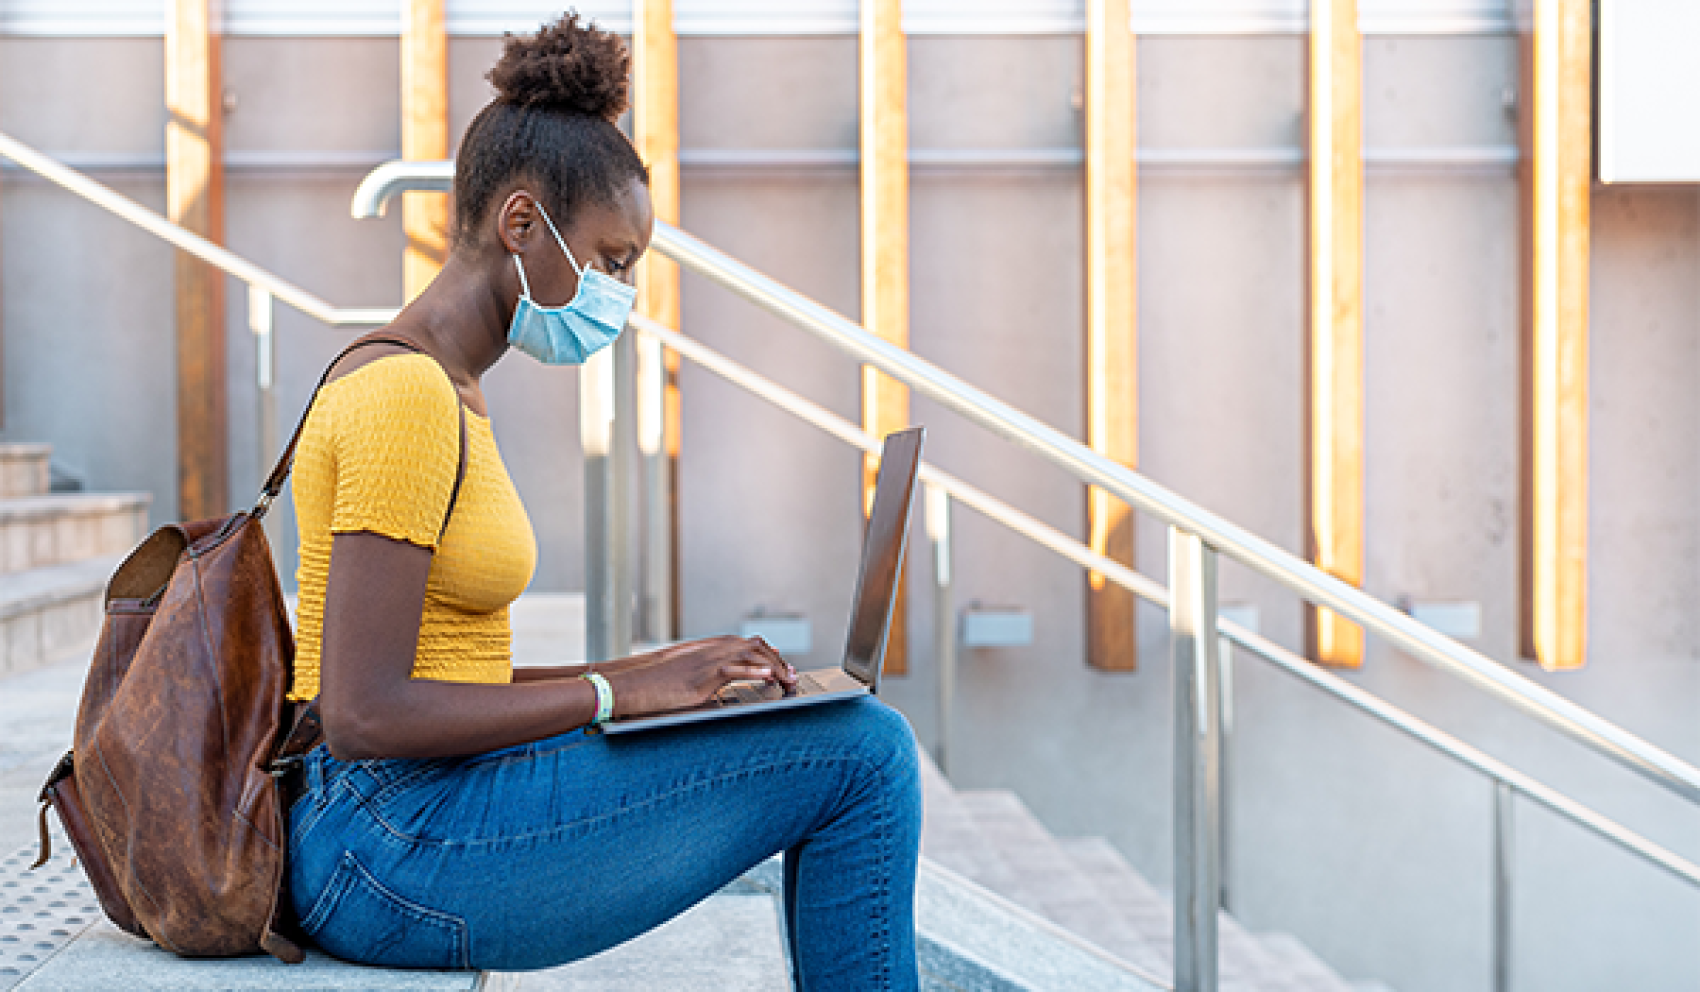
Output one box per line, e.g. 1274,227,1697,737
488,12,630,122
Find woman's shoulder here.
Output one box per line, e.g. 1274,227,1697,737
321,353,458,418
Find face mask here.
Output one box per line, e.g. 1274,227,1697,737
507,198,637,366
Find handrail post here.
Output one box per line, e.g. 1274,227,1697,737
249,284,276,478
1218,627,1235,915
1494,780,1515,992
249,282,277,555
926,483,955,773
636,331,674,644
1172,527,1221,992
584,332,635,662
612,328,638,657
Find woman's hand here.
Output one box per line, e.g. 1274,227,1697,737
605,636,797,718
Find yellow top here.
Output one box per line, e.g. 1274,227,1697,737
288,354,537,701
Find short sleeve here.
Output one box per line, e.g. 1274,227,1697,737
327,356,461,550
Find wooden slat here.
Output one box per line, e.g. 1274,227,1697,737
166,0,227,520
1305,0,1364,667
402,0,449,301
1519,0,1590,670
635,0,682,642
1085,0,1138,672
860,0,910,675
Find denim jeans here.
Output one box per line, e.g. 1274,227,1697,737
287,695,922,989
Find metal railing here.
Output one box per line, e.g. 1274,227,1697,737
5,138,1692,992
0,131,396,494
637,221,1700,803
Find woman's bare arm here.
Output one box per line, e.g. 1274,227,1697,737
319,531,794,760
510,654,665,683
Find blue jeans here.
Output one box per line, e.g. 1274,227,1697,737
287,695,921,989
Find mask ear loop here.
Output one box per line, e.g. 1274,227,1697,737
529,195,585,276
511,253,533,300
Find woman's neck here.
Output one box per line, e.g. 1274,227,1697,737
390,251,513,389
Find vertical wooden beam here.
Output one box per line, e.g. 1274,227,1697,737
635,0,682,642
1519,0,1590,670
1085,0,1139,671
1305,0,1364,667
166,0,227,520
860,0,911,674
402,0,449,301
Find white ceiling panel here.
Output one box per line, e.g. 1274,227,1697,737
1599,0,1700,183
0,0,1516,37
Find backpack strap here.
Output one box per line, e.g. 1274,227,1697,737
254,335,468,542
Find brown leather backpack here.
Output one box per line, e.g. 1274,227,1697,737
33,336,465,961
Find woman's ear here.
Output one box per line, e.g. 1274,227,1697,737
495,191,536,255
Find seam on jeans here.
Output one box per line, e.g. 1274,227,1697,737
873,777,893,989
474,734,589,765
360,737,591,808
364,759,453,806
298,849,357,935
290,775,363,858
360,752,873,849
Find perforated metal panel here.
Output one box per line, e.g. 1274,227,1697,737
0,832,99,992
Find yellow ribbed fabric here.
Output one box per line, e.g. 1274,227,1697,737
288,354,537,701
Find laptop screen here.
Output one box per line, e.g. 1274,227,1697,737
841,427,924,689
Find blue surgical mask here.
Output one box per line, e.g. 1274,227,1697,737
507,199,636,366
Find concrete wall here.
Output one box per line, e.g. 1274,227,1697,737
2,31,1698,992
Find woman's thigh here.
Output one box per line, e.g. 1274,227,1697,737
289,695,919,972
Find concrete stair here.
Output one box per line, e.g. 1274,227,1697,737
0,443,147,678
919,755,1373,991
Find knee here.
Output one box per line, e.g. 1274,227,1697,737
841,699,921,813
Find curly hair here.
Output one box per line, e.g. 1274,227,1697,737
452,12,649,247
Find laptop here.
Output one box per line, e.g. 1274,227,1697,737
600,426,924,735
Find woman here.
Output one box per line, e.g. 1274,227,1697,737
284,14,921,989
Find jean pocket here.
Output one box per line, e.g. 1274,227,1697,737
300,851,470,969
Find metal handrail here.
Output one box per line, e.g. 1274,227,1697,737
633,312,1700,892
0,129,400,500
0,131,394,327
351,158,454,217
351,158,1700,807
646,223,1700,807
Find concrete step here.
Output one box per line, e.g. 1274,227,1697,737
0,494,148,576
917,750,1039,909
925,760,1361,992
0,446,50,501
1258,933,1361,992
0,557,120,679
954,790,1161,971
3,833,511,991
1054,835,1290,991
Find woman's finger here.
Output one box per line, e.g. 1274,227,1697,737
720,662,772,683
746,635,782,663
745,637,791,673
